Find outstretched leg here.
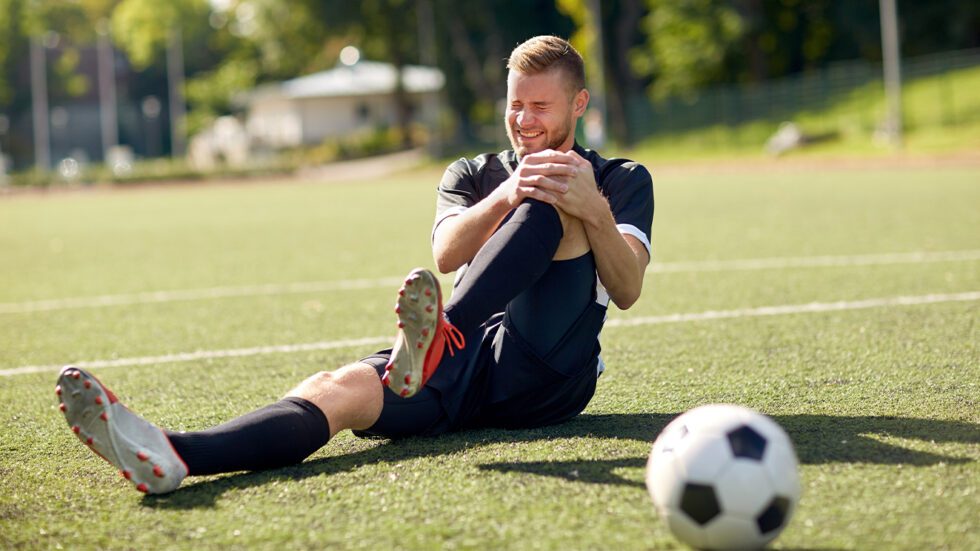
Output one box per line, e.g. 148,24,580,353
57,362,384,494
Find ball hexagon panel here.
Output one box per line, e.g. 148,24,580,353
762,440,801,501
713,460,775,519
701,513,766,550
645,445,686,513
674,431,734,482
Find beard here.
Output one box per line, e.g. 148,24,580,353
508,115,574,159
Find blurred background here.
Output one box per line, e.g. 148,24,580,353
0,0,977,185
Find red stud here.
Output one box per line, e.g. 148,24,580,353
55,385,62,396
425,305,433,313
394,305,401,314
405,278,413,286
72,425,80,434
100,412,108,421
400,388,410,397
416,341,424,349
71,371,81,380
421,328,429,337
83,380,91,389
86,437,94,446
59,403,67,412
136,451,149,462
94,396,103,405
425,288,432,297
398,289,405,296
121,470,132,480
136,483,148,493
404,375,412,385
380,373,390,386
153,465,165,478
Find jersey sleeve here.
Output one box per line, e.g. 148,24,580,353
433,159,479,234
605,163,654,255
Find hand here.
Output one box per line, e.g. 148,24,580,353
490,150,576,209
553,149,604,224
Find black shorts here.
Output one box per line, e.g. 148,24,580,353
354,259,606,439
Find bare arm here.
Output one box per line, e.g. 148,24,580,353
432,151,576,273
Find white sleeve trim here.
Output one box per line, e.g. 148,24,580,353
431,206,469,240
617,223,651,255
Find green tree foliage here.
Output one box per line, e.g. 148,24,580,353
631,0,744,99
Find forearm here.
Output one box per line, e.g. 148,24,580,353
432,193,512,273
582,203,649,310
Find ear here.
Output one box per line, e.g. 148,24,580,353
572,88,590,118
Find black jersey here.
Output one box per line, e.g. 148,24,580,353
433,143,655,286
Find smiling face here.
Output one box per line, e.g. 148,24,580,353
505,68,589,158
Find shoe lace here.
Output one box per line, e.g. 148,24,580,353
440,319,466,357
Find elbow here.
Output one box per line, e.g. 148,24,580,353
432,246,459,274
610,284,643,310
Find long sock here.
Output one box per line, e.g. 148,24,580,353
165,397,330,476
444,198,563,335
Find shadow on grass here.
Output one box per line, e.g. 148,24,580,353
143,413,978,509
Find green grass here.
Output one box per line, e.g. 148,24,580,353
1,161,978,549
629,65,980,162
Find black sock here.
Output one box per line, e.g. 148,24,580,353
444,198,563,335
165,397,330,476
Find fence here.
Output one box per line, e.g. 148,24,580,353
626,48,980,144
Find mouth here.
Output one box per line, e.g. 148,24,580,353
516,129,543,140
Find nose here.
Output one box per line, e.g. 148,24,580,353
515,108,535,128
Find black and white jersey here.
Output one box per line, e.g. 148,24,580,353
433,143,655,307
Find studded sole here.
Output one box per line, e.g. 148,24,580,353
56,366,188,494
383,269,441,398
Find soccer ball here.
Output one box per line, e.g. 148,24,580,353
645,404,801,550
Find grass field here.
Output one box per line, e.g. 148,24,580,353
1,160,978,550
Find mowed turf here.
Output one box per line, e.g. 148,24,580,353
0,162,977,550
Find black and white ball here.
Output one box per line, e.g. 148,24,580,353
645,404,801,550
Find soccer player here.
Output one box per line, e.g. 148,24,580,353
56,35,654,494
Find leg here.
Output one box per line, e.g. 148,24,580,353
56,361,384,494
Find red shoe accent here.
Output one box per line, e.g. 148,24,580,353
121,470,132,480
72,425,80,434
399,289,405,296
405,278,413,286
86,437,94,446
399,388,410,397
380,373,390,386
421,328,429,337
84,380,91,389
137,451,149,462
153,465,164,478
416,341,423,349
59,403,67,412
404,375,411,385
425,288,432,296
100,412,108,421
72,372,81,380
136,483,148,493
397,321,405,328
95,396,103,405
425,305,433,313
55,385,62,396
395,305,402,314
420,316,466,386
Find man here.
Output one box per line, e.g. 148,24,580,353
56,35,653,494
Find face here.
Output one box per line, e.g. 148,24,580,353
505,69,588,158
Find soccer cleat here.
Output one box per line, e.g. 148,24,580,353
383,268,465,398
56,366,189,494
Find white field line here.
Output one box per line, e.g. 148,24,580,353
3,290,977,378
2,249,979,315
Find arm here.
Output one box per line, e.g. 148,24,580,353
554,151,650,310
432,151,576,273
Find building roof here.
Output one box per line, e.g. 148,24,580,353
251,61,445,101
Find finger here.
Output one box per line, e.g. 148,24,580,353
522,175,569,193
521,150,576,165
519,187,560,204
519,163,577,178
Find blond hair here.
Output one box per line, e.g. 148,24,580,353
507,35,586,95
